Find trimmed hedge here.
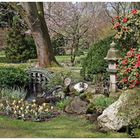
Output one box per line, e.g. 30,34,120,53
0,66,29,88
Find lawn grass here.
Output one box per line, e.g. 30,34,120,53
0,114,129,138
56,55,71,62
0,51,85,68
56,54,86,63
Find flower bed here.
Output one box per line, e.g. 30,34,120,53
0,99,60,122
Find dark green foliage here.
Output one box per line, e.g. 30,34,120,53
0,3,16,28
81,37,112,81
5,16,36,63
52,34,65,55
24,36,37,60
0,67,29,88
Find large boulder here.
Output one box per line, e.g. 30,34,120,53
65,96,88,115
97,89,140,131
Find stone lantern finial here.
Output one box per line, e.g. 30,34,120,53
104,42,121,61
110,41,116,48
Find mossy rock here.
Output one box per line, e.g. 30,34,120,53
79,92,94,102
65,96,88,115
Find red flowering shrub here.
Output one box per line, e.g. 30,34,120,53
117,48,140,89
131,9,137,14
112,9,140,56
112,10,140,89
122,17,128,23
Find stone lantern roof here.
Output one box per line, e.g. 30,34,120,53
104,41,121,61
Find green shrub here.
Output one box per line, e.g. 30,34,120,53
87,97,114,113
5,15,36,63
56,98,70,110
94,97,114,109
45,72,72,90
0,67,29,88
0,87,26,100
80,37,112,81
46,73,64,90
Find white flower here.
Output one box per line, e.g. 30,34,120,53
18,100,21,103
0,103,3,108
38,106,43,112
45,108,49,112
32,103,36,108
51,106,54,110
16,106,19,109
32,99,36,103
14,111,17,114
26,106,29,109
12,100,16,105
43,103,46,107
20,107,23,110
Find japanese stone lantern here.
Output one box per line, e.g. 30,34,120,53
104,41,121,93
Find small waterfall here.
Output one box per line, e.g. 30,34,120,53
25,81,44,101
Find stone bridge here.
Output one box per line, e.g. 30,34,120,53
27,68,53,85
26,68,53,101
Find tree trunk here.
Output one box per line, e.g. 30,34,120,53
21,2,59,67
70,36,79,66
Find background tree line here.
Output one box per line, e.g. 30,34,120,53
0,2,140,67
